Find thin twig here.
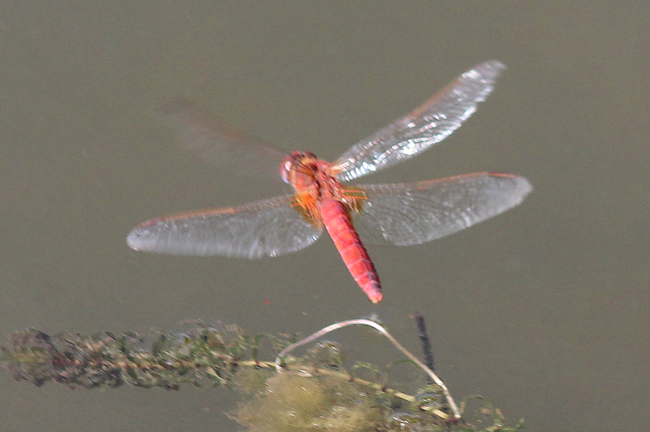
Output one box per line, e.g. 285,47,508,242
275,318,461,419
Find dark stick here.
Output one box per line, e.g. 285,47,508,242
412,312,435,384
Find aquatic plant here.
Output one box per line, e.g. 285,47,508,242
1,317,523,432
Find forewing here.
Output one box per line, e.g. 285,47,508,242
352,173,531,246
154,98,288,181
127,195,323,259
333,61,506,182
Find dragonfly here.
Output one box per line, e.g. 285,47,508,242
127,60,531,304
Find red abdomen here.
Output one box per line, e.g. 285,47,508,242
319,200,382,303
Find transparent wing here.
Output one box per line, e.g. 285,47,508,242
333,61,506,182
127,195,323,258
154,98,288,181
351,173,531,246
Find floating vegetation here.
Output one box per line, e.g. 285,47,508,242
1,318,523,432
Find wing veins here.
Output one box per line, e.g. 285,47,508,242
334,61,506,182
351,173,532,246
127,195,323,258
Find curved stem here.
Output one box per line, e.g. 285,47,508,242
275,318,460,419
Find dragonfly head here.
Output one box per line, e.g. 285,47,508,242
280,151,318,184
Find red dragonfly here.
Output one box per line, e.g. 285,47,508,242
127,60,531,303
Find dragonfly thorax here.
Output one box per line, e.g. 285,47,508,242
280,151,347,206
280,151,329,184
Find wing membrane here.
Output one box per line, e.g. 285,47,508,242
352,173,531,246
154,98,288,181
127,195,322,258
334,61,506,182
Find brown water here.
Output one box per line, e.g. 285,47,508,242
1,2,648,431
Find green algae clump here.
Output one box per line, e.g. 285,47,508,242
235,371,386,432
